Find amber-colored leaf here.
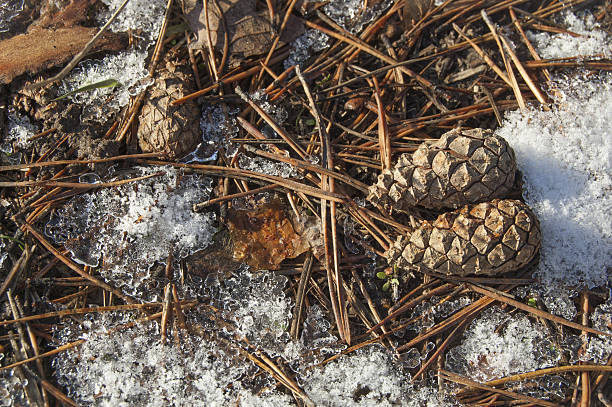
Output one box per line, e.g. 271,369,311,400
226,199,309,270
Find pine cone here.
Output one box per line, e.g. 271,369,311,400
137,65,201,159
387,199,540,276
368,128,516,211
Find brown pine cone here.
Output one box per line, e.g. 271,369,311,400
137,64,201,159
387,199,540,276
368,128,517,211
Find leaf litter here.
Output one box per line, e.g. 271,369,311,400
1,1,612,406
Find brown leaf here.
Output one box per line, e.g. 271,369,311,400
0,27,127,84
403,0,435,28
183,0,304,67
226,199,310,270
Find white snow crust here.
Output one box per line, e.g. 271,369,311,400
45,167,215,300
496,75,611,288
446,307,560,382
98,0,166,41
527,10,611,59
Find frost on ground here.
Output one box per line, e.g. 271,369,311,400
302,345,459,407
0,108,37,155
495,28,611,288
45,167,215,300
59,51,153,122
97,0,166,41
527,10,612,59
446,307,560,382
0,0,23,33
52,314,292,407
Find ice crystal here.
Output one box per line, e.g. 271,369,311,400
527,10,611,59
581,299,612,364
1,109,37,154
285,29,330,69
45,166,215,300
60,51,152,122
98,0,166,41
446,307,560,382
514,284,578,320
320,0,393,34
0,369,28,407
0,0,23,33
238,155,301,179
496,72,612,288
183,105,240,163
0,238,6,269
206,268,293,356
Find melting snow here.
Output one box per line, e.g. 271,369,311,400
527,10,612,59
97,0,166,41
45,166,215,300
1,109,37,155
59,51,153,122
446,306,560,382
53,314,291,407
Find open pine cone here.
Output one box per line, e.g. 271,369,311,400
386,199,540,276
137,64,201,159
368,128,517,211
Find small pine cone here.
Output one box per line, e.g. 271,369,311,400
368,128,517,211
389,199,540,276
137,64,201,159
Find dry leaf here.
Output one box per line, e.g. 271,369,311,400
403,0,435,28
0,26,126,84
226,199,309,270
183,0,304,67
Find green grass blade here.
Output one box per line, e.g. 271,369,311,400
52,79,120,101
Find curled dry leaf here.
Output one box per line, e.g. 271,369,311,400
183,0,304,67
402,0,435,28
226,198,310,270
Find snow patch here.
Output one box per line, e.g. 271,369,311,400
527,10,611,59
446,307,560,382
495,72,612,288
53,314,290,407
45,166,215,300
98,0,166,41
1,109,37,154
60,51,152,122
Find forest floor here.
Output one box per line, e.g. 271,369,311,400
0,0,611,406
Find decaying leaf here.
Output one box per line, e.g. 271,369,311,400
183,0,304,67
226,198,310,270
0,26,127,84
402,0,435,28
